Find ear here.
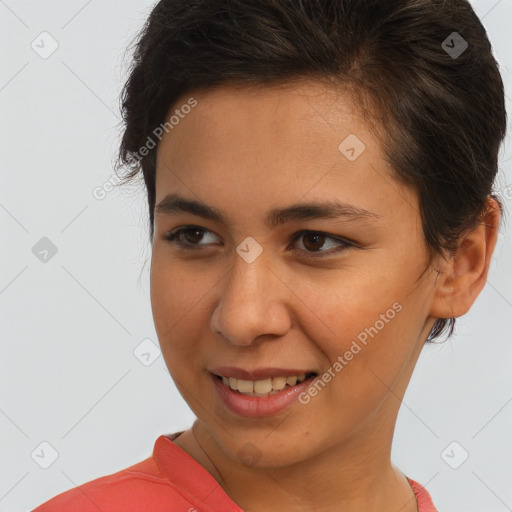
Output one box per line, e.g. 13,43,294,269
429,197,501,319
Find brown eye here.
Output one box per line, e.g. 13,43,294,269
302,233,326,251
291,230,353,257
164,226,353,258
180,228,204,244
164,227,221,248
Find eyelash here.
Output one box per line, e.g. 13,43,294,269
163,226,355,258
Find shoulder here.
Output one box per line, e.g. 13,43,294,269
31,457,182,512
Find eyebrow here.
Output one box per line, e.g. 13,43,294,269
154,193,380,229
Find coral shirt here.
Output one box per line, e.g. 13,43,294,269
32,431,438,512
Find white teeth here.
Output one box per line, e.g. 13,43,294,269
237,379,253,393
286,376,297,386
254,378,272,394
271,376,287,390
219,373,312,395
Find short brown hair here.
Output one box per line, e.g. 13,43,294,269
116,0,507,342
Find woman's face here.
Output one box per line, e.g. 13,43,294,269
151,80,440,467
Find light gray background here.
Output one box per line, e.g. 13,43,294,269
1,1,511,511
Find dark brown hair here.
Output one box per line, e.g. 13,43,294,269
116,0,507,342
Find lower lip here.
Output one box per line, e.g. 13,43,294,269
211,373,316,418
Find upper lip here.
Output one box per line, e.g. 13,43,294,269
209,366,317,381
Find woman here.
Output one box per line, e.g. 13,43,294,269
33,0,506,510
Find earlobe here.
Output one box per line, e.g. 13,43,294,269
429,197,501,319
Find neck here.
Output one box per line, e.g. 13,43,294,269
175,416,418,512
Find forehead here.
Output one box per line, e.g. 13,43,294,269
162,80,366,148
153,80,418,229
156,80,371,181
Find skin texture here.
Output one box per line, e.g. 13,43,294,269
150,79,500,512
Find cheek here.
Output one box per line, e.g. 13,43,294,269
301,247,428,347
150,254,212,368
150,251,208,331
290,267,404,348
293,273,417,397
150,267,205,392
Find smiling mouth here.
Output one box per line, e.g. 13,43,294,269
213,372,318,397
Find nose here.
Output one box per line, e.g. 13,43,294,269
210,246,291,346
